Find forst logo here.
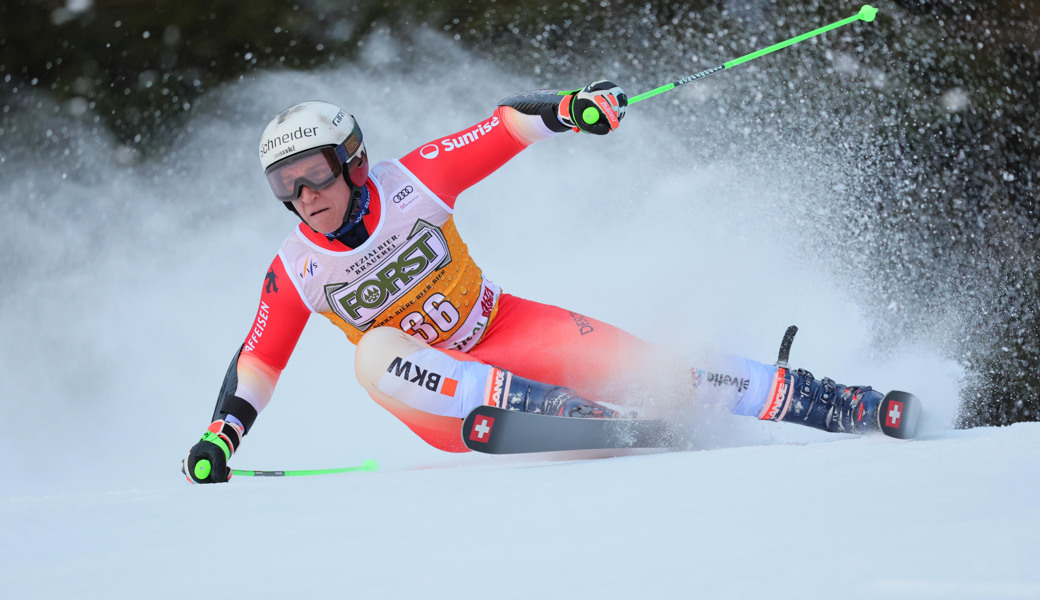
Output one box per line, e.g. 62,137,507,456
345,228,438,312
325,219,452,329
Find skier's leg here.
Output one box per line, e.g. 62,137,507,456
687,353,780,416
354,327,492,452
355,327,619,452
689,351,886,435
468,294,692,412
472,295,887,434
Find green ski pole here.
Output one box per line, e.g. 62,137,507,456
231,460,379,477
580,4,878,126
191,458,378,479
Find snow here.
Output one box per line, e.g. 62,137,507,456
2,32,1038,599
4,424,1039,598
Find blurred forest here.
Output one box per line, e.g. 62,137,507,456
2,0,1038,426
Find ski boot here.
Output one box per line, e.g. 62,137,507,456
762,325,920,438
760,367,884,434
487,368,619,418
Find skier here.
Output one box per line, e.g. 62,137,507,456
183,81,893,483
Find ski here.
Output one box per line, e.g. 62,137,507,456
462,405,688,454
461,385,920,455
878,390,921,440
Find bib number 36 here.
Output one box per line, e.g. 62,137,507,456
401,293,460,343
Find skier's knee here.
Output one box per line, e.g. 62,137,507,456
355,326,494,419
355,327,430,391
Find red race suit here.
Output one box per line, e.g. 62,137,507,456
221,105,666,451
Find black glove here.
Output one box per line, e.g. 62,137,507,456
181,419,244,484
558,80,627,135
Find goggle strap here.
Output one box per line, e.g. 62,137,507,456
334,143,351,164
340,121,364,159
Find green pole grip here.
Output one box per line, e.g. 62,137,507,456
194,458,212,480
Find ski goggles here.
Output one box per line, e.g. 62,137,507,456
264,124,364,201
265,146,344,201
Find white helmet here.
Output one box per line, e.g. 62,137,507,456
258,101,369,201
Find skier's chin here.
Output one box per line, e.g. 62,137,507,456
304,209,341,233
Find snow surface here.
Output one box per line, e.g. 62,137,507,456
2,30,1038,599
3,424,1039,599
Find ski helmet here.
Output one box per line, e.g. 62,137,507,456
259,101,369,211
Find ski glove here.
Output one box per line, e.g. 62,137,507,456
558,80,627,135
181,419,244,484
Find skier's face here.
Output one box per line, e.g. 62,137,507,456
291,175,353,234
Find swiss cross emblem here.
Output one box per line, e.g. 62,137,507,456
886,400,904,428
469,416,495,443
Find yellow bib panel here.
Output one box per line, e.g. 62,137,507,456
277,160,500,351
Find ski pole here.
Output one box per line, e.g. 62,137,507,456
578,4,879,125
232,460,379,477
192,458,378,479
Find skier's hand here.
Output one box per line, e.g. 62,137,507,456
181,419,244,484
558,80,627,135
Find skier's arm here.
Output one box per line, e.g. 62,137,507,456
399,81,627,207
397,106,537,208
210,256,310,431
182,256,310,483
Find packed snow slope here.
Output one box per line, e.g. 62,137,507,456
1,30,1037,600
2,424,1039,599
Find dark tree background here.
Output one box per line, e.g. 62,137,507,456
3,0,1037,426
